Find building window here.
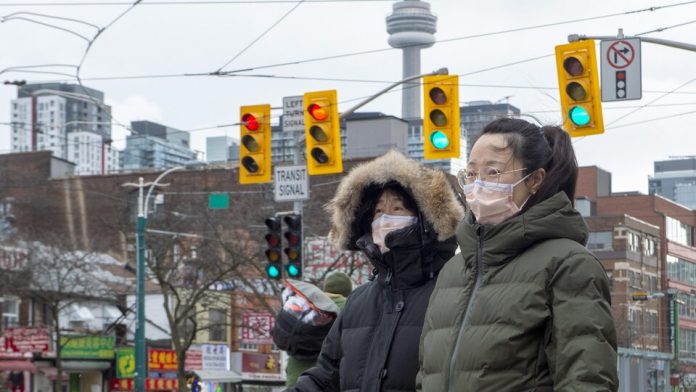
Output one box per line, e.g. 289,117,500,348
667,255,696,286
1,298,19,328
666,216,694,246
627,232,641,253
587,231,613,250
208,308,226,342
643,238,656,256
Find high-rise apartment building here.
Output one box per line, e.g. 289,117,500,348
649,157,696,210
9,83,118,175
460,101,521,161
122,121,197,170
206,136,239,163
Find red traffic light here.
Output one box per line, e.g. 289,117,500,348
307,103,328,121
266,233,281,247
284,232,299,245
242,113,259,131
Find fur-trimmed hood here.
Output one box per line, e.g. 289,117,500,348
326,150,465,250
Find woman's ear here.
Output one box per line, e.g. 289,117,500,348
528,168,546,194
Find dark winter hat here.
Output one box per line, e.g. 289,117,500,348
323,271,353,298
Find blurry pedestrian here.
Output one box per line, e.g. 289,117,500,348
273,272,353,387
288,150,464,392
418,118,618,391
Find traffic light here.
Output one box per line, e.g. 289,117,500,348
283,214,302,278
303,90,343,175
555,40,604,137
239,104,272,184
422,75,460,160
264,217,282,280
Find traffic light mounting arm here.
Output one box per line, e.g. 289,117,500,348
569,32,696,53
338,67,449,120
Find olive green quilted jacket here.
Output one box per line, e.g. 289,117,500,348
417,192,618,392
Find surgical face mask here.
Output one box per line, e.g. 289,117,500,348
371,214,418,254
462,173,532,225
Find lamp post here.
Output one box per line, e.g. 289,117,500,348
122,165,185,391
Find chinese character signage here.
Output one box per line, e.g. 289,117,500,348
148,349,177,371
60,336,114,359
116,348,136,379
241,312,274,344
241,352,283,381
184,347,202,371
109,378,178,391
202,344,229,371
0,327,50,358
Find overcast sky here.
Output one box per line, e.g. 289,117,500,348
1,0,695,194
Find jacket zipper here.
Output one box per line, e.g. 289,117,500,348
447,225,484,392
377,289,404,390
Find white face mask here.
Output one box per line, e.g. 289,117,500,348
462,173,532,225
371,214,418,253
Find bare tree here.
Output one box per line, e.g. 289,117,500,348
0,232,125,392
141,193,279,391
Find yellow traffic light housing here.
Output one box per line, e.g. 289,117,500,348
555,40,604,137
423,75,460,160
303,90,343,175
239,104,272,184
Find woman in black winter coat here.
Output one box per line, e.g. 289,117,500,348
288,150,464,392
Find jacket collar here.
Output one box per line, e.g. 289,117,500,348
457,192,589,267
359,225,457,290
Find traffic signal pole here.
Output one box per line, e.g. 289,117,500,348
569,29,696,53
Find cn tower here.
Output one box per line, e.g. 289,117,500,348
386,0,437,121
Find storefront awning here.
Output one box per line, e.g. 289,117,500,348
39,366,69,381
195,369,243,383
61,360,111,371
0,360,37,373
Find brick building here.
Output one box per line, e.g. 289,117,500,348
577,166,696,376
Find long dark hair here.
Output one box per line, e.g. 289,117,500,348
478,118,578,211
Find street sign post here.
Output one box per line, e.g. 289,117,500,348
274,165,309,202
282,96,305,132
600,38,642,101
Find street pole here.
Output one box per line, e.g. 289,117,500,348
135,177,147,392
123,166,185,391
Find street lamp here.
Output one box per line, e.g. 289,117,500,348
122,165,185,391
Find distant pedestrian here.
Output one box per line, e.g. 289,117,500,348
273,272,353,387
418,118,618,391
288,150,464,392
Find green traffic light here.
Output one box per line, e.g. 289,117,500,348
569,106,591,126
266,264,281,279
286,264,301,277
430,131,450,150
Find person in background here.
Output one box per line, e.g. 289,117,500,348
281,272,353,387
418,118,618,391
288,150,464,392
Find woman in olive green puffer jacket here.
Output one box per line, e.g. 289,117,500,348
418,118,618,392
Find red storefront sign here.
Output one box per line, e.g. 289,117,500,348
0,327,49,358
148,349,177,371
241,352,282,381
110,378,178,391
184,349,202,371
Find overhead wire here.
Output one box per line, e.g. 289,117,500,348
215,0,305,73
0,0,390,5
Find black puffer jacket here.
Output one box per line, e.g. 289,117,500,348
289,151,464,392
